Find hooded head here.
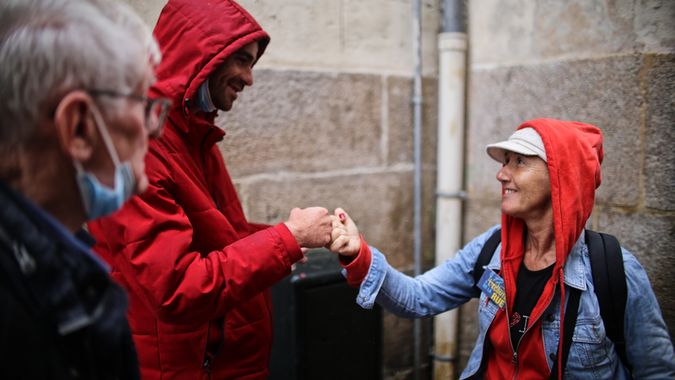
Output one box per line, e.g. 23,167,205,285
149,0,269,114
489,118,603,269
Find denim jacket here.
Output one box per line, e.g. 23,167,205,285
354,225,675,379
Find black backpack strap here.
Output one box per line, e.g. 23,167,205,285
586,230,631,372
473,228,502,292
549,287,582,379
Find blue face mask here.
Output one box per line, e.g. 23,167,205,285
74,104,136,220
196,78,217,113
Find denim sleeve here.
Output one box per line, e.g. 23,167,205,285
622,249,675,378
353,225,500,318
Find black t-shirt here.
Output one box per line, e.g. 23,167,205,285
509,261,555,349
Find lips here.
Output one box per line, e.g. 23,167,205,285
229,83,243,99
228,82,243,92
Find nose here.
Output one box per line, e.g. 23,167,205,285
496,164,510,183
241,67,254,87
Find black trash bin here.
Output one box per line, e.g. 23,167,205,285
269,249,382,380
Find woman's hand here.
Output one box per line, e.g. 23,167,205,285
328,208,361,256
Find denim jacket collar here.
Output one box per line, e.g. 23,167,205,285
485,231,587,291
561,232,587,291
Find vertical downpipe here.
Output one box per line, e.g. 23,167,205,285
411,0,423,379
433,0,467,379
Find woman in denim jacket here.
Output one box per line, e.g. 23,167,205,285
331,119,675,379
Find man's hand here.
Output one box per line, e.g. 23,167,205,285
284,207,333,248
328,208,360,256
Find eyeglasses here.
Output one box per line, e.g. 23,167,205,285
87,89,171,137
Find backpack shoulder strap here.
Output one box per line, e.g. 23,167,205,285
473,228,501,291
585,229,631,372
550,287,582,379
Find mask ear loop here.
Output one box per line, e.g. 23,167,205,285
88,101,123,168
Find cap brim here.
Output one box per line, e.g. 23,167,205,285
486,141,541,163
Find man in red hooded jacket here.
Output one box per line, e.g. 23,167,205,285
88,1,333,379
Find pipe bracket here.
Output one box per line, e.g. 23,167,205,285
436,190,467,200
429,352,458,363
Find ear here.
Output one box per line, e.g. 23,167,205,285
53,91,98,163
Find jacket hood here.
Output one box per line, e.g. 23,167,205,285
149,0,269,110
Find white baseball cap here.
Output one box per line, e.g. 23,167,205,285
486,127,547,163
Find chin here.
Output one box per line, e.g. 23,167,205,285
501,206,519,219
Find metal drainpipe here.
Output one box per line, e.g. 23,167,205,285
433,0,467,379
411,0,423,379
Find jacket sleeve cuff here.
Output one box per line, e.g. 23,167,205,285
272,223,304,264
339,235,371,287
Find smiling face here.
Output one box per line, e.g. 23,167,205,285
496,151,552,221
208,42,259,111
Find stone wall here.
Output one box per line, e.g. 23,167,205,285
124,0,442,379
460,0,675,372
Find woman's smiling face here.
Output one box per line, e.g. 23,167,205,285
496,151,551,221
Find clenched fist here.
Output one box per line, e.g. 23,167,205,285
284,207,333,248
328,208,361,256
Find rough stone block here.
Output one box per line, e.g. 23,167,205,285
386,76,438,167
467,55,643,206
238,0,342,68
533,0,636,57
597,209,675,335
468,0,673,64
239,0,440,74
468,0,537,65
219,70,382,177
635,0,675,53
644,54,675,210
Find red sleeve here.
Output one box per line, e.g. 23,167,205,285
339,235,372,287
87,155,302,325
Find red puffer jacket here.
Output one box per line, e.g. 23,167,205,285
88,1,302,379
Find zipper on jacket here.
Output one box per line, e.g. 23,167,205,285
506,293,556,380
199,130,221,211
506,303,521,380
202,322,213,376
202,357,212,375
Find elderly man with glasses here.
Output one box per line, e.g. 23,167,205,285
0,0,166,378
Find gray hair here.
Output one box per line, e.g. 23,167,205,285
0,0,160,148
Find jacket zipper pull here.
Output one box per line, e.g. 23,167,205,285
12,242,36,275
512,351,518,367
202,357,212,374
